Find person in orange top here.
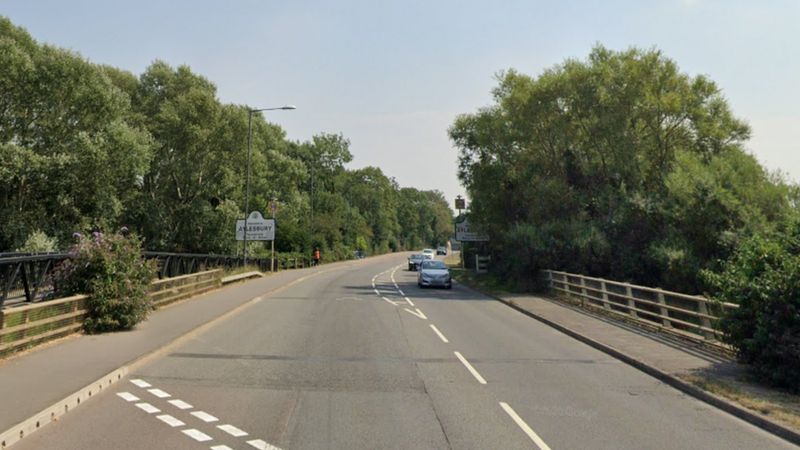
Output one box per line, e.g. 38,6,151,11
313,248,321,266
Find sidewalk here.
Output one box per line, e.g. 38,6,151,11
487,291,800,445
0,256,386,446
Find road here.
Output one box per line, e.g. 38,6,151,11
15,255,796,449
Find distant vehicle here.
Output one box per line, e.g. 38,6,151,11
417,260,452,289
436,246,447,255
422,248,435,260
408,254,426,271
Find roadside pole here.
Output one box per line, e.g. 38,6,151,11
270,199,277,272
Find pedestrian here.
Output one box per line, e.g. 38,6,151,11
313,247,321,266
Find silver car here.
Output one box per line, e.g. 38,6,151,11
417,260,452,289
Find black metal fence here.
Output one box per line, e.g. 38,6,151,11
0,251,310,308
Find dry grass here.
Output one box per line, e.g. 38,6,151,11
680,373,800,431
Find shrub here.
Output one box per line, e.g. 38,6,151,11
16,229,58,253
55,231,156,333
703,220,800,392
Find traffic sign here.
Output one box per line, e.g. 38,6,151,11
236,211,275,241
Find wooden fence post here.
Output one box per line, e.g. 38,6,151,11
626,285,638,319
579,276,588,307
696,301,715,339
657,291,672,327
601,280,611,311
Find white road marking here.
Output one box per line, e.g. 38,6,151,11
404,308,427,320
247,439,282,450
373,288,381,296
454,351,487,384
430,324,449,343
404,296,414,306
130,379,151,388
382,296,398,306
135,402,161,414
116,392,139,402
191,411,219,422
168,399,193,410
156,414,185,427
211,446,234,450
398,289,405,296
182,428,213,442
500,402,552,450
148,388,171,398
218,424,249,437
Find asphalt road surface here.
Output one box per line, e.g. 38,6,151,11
15,255,797,449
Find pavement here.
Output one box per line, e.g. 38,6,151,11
1,253,797,449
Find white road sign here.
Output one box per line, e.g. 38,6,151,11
236,211,275,241
455,219,489,242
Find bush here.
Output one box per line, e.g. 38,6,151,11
55,231,156,333
703,220,800,392
15,229,58,253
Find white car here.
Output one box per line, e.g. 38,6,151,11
418,260,452,289
422,248,435,260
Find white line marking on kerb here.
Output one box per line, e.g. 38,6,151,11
191,411,219,422
454,351,487,384
218,424,249,437
500,402,552,450
382,296,398,306
404,296,414,306
247,439,282,450
148,388,171,398
168,399,193,410
135,402,160,414
404,308,427,320
182,428,213,442
116,392,139,402
430,324,449,343
130,379,151,388
156,414,185,427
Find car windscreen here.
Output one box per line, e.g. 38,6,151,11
410,254,424,260
422,261,447,270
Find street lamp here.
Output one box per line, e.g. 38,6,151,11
243,105,296,267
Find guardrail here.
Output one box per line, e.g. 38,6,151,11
0,252,310,307
544,270,737,347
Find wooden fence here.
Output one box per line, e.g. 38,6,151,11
0,269,222,358
544,270,738,349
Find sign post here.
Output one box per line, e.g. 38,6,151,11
269,200,277,272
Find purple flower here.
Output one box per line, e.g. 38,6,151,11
120,226,129,234
72,232,83,240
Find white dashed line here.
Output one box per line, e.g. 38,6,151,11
211,446,234,450
156,414,185,428
218,424,249,437
148,388,171,398
499,402,551,450
247,439,282,450
135,402,161,414
404,307,427,320
182,428,213,442
430,324,449,343
454,351,487,384
168,399,193,410
382,296,398,306
404,296,414,306
130,379,151,388
116,392,139,402
191,411,219,423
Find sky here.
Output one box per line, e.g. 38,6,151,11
2,0,799,206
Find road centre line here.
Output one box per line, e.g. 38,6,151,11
218,424,249,437
135,402,160,414
404,296,414,306
148,388,171,398
211,446,234,450
499,402,552,450
248,438,282,449
156,414,185,428
382,296,398,306
168,399,193,410
404,307,427,320
116,392,139,402
182,428,213,442
454,351,487,384
429,324,449,343
191,411,219,423
130,379,151,388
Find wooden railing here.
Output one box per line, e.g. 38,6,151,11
544,270,737,348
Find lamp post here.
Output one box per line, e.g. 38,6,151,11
243,105,296,267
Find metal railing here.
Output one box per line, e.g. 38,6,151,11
1,252,310,307
544,270,738,346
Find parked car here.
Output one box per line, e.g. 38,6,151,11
408,253,426,271
417,260,452,289
436,246,447,255
422,248,435,260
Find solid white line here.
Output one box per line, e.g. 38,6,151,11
404,296,414,306
182,428,213,442
116,392,139,402
218,424,249,437
429,324,449,343
454,351,487,384
403,308,427,320
247,439,282,450
135,402,160,414
130,379,151,388
168,399,193,410
148,388,171,398
191,411,219,422
156,414,185,427
382,296,398,306
499,402,551,450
